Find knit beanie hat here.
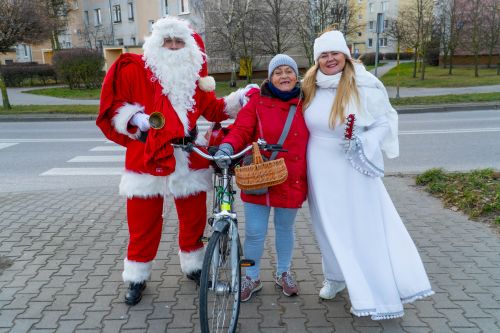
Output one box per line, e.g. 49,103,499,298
268,54,299,78
313,30,351,63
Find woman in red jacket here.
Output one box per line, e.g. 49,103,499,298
216,54,309,302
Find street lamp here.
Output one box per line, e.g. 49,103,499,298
374,12,384,77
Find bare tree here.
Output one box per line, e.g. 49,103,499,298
257,0,297,54
482,0,500,70
386,17,413,98
0,0,52,109
42,0,69,51
460,0,485,77
239,5,261,82
78,23,114,50
295,0,364,66
435,0,465,74
205,0,254,87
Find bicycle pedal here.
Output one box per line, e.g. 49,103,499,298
240,259,255,267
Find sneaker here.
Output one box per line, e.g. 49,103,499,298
275,271,299,297
240,276,262,302
319,280,346,300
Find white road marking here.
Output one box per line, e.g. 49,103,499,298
90,146,125,151
0,143,18,150
68,155,124,163
400,128,500,135
41,168,123,176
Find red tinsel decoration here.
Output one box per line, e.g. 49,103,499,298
344,114,356,140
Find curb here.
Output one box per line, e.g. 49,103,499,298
0,102,498,122
395,102,499,114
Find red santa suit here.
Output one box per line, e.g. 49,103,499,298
96,17,242,283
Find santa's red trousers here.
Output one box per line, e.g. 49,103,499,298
126,192,207,262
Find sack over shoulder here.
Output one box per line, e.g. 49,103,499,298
235,142,288,195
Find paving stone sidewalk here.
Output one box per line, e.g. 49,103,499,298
0,176,499,333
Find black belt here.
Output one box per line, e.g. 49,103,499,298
171,126,198,145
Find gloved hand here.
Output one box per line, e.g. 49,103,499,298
129,112,150,132
239,83,260,106
214,143,234,169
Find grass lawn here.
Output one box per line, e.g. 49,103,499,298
0,105,98,114
365,62,386,71
416,168,500,227
390,92,500,106
23,87,101,99
382,62,500,88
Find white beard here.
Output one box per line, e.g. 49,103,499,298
144,46,203,134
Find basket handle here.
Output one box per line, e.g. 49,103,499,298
252,142,264,164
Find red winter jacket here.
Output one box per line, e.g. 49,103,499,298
222,82,309,208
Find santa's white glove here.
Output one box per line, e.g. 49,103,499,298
239,83,260,106
129,112,150,132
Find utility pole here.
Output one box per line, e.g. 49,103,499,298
374,12,384,77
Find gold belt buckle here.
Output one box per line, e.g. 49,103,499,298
149,112,165,130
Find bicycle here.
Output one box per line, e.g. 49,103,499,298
172,139,284,333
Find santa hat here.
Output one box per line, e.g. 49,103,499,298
143,16,215,92
313,30,352,63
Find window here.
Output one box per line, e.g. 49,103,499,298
368,38,373,47
369,3,373,12
384,19,389,29
369,21,374,30
84,10,89,25
128,2,134,20
379,38,387,46
358,32,362,37
73,0,79,9
94,8,102,25
358,14,362,20
97,40,103,49
22,44,28,57
164,0,169,15
381,1,388,12
179,0,189,14
148,20,155,32
131,37,136,45
113,5,121,22
116,38,124,46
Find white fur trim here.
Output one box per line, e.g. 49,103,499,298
223,89,242,119
166,148,213,198
111,103,145,140
179,247,205,274
122,258,152,283
198,76,216,92
119,170,166,198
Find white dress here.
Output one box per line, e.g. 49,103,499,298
305,66,434,320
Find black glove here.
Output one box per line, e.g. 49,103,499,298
214,143,234,169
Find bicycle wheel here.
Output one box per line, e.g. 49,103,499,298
199,229,241,333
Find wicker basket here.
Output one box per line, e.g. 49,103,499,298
235,142,288,191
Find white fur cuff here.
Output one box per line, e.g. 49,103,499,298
199,76,216,92
111,103,145,140
119,170,166,198
223,89,242,119
179,247,205,274
122,258,153,283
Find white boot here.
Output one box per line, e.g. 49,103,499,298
319,280,346,300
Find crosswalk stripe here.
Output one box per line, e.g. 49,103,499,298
0,143,18,150
41,168,123,176
68,156,125,163
90,146,126,152
400,128,500,135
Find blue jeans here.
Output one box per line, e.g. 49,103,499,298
243,202,298,280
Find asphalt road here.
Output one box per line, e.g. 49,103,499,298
0,109,498,193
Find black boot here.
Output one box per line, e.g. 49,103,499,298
186,269,201,285
125,281,146,305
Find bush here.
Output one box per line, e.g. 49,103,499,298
359,52,380,66
425,48,440,66
383,52,414,60
0,63,57,87
52,48,104,89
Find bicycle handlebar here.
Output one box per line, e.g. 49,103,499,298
171,138,287,162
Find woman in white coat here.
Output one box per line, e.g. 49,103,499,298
302,30,434,320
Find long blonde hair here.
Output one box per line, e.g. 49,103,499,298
302,58,360,128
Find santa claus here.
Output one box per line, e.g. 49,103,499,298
96,16,251,305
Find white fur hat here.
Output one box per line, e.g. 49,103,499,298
313,30,351,63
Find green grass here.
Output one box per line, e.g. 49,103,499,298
365,62,387,71
415,168,499,226
0,105,98,114
390,92,500,106
382,62,500,88
23,87,101,99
